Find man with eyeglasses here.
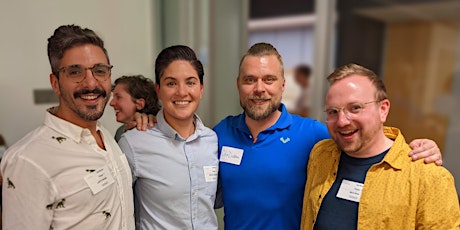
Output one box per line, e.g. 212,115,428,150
300,63,460,229
1,25,134,230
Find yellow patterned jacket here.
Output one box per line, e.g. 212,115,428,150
301,127,460,229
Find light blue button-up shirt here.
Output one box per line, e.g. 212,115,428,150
118,110,219,230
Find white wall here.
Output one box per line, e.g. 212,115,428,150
0,0,156,146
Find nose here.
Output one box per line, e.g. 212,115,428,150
176,82,188,96
336,109,351,126
254,79,265,93
109,96,116,107
80,69,98,87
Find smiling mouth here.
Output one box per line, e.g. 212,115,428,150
174,100,190,105
74,89,107,101
339,129,358,137
80,95,100,100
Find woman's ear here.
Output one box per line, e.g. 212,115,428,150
135,98,146,110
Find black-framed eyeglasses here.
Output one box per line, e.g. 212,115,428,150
324,100,382,122
57,64,113,83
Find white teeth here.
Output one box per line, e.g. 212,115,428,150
340,130,355,135
174,101,189,105
81,95,98,100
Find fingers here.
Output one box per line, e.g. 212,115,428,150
408,139,423,150
147,114,157,128
435,159,443,166
410,146,442,165
138,114,148,131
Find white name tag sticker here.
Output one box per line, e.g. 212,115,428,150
84,166,115,195
220,146,244,165
203,166,218,182
336,179,364,203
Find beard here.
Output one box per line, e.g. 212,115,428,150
61,86,108,121
240,97,280,121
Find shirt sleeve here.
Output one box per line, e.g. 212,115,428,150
416,166,460,228
2,156,55,229
118,135,138,184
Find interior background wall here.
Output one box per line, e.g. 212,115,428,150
0,0,156,146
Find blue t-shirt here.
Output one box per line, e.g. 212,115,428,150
314,150,388,230
214,104,330,230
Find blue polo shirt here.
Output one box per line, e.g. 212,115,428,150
214,104,329,230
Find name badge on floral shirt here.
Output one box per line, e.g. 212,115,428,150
84,165,115,195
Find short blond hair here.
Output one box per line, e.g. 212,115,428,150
327,63,387,101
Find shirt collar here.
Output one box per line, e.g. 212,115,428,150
44,107,102,143
156,109,205,141
380,126,408,170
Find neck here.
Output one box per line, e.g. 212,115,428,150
164,115,196,139
50,106,105,149
52,106,98,132
245,109,282,142
346,130,394,158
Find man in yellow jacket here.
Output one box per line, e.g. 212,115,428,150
301,63,460,229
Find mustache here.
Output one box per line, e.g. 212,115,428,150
248,96,270,100
74,88,107,98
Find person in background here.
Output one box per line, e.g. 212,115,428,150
291,64,312,117
118,45,219,229
213,43,444,230
301,63,460,229
1,25,134,230
110,75,161,142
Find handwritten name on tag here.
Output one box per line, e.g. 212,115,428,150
220,146,244,165
84,166,115,195
336,179,363,203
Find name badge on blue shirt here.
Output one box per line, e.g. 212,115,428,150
204,166,218,182
220,146,244,165
337,179,363,203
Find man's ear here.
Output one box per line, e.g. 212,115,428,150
380,99,391,123
50,73,61,96
135,98,146,110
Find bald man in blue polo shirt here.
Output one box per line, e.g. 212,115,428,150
134,42,443,230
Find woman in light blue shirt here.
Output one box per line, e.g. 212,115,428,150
118,45,219,230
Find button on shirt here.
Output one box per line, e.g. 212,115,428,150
1,111,135,230
119,110,219,230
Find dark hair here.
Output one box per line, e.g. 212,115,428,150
113,75,161,115
294,64,311,78
239,42,284,78
327,63,387,101
154,45,204,85
47,24,110,75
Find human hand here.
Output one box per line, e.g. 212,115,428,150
124,112,157,131
408,139,442,166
